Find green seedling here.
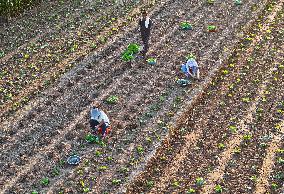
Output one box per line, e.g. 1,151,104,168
276,148,284,154
242,97,250,103
106,95,119,104
187,188,196,194
277,157,284,164
208,25,217,31
106,156,113,161
146,180,154,188
52,167,60,176
127,43,140,54
122,50,134,62
98,166,108,171
207,0,215,4
243,134,252,141
146,137,152,143
0,51,5,58
83,187,90,193
260,143,267,148
229,125,237,133
41,177,49,186
95,150,102,157
250,175,257,182
196,177,205,187
222,69,229,75
218,143,226,149
120,167,130,173
180,21,193,30
31,191,38,194
172,180,180,187
85,134,98,143
271,183,278,190
136,145,144,155
214,185,223,193
112,179,122,185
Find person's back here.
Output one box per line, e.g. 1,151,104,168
91,107,110,125
181,58,200,80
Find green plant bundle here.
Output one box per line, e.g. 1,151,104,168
180,22,192,30
121,43,140,62
127,43,140,54
122,50,134,62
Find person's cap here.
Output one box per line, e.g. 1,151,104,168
141,10,147,15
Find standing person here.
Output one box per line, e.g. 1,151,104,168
89,102,111,139
139,10,152,56
181,57,200,80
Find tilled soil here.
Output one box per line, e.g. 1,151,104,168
126,1,284,193
1,0,284,194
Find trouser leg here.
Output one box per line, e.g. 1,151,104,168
141,34,150,54
101,123,107,136
90,119,99,131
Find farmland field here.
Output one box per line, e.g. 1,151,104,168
1,0,284,194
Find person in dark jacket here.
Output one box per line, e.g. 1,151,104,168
139,10,152,56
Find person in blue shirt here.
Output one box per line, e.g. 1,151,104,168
90,102,111,138
181,57,200,80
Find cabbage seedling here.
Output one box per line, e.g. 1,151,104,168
41,178,49,186
106,95,119,104
196,177,205,186
214,185,223,193
180,22,192,30
208,25,217,32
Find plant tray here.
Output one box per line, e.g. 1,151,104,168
177,79,191,87
67,155,80,165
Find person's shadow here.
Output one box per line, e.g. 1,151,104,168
0,16,8,26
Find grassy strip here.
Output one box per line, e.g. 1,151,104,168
0,0,42,16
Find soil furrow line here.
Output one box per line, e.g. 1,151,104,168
254,123,284,193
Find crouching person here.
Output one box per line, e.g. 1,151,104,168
90,102,111,139
181,57,200,80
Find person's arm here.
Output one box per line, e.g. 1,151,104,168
96,119,105,128
149,19,153,29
